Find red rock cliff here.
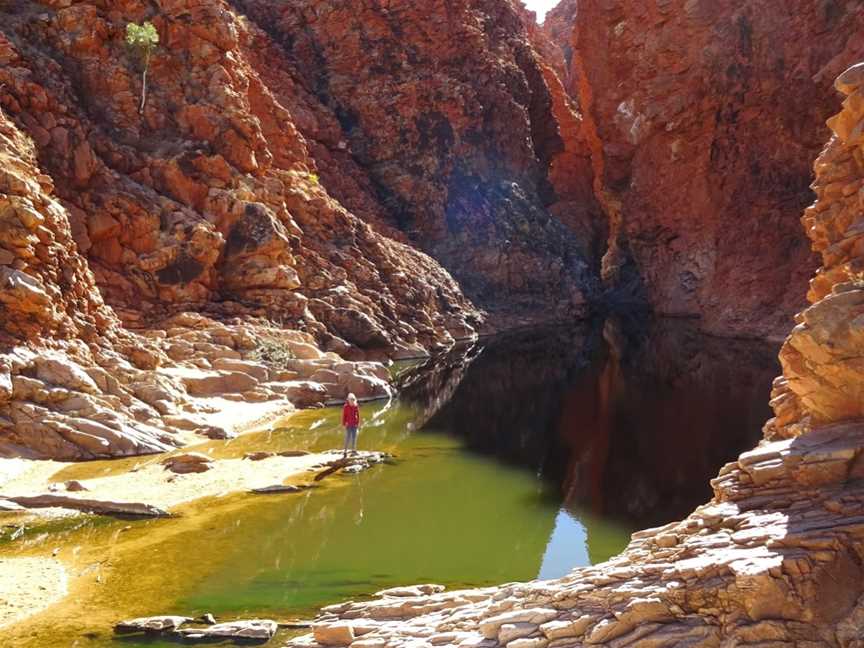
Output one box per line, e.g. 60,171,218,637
549,0,864,338
236,0,605,325
0,0,485,357
0,0,514,460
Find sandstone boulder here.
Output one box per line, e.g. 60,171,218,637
177,619,278,641
161,452,213,474
313,622,355,646
115,616,191,635
179,371,259,397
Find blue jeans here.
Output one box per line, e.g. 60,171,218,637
343,426,358,453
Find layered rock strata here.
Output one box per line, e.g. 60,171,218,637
0,0,504,459
236,0,604,324
287,63,864,648
554,0,864,337
0,102,396,460
0,0,482,357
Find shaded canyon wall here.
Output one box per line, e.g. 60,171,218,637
544,0,864,338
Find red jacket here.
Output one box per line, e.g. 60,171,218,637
342,402,360,427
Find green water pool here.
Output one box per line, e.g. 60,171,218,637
1,320,778,646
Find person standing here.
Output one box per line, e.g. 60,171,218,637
342,393,360,457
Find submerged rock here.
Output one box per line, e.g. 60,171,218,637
251,484,305,495
8,494,169,518
115,616,277,642
313,452,391,482
376,585,446,598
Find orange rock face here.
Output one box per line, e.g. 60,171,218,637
549,0,864,337
0,114,115,345
0,0,483,359
236,0,604,324
770,62,864,437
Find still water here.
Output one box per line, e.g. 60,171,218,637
1,318,778,646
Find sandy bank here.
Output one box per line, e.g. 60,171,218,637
0,448,374,512
0,557,67,630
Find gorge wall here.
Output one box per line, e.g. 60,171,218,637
1,0,864,461
291,62,864,648
234,0,603,323
545,0,864,338
0,0,496,459
0,0,485,354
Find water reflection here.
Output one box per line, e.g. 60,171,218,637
411,315,778,533
1,318,780,647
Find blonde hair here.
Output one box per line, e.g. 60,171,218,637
347,393,357,404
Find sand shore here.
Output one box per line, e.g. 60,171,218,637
0,403,367,635
0,557,67,630
0,449,346,512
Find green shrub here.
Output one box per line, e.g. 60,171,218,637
125,21,159,114
249,337,296,368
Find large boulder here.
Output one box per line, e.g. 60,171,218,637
161,452,213,474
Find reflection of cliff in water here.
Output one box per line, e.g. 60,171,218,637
393,342,484,430
416,317,779,529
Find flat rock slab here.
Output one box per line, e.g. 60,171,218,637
177,619,278,641
8,494,170,518
245,451,276,461
115,615,192,634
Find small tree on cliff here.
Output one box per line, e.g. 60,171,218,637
125,21,159,114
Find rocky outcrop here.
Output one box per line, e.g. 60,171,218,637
236,0,604,325
0,0,482,357
554,0,864,338
770,62,864,439
286,63,864,648
0,0,501,460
